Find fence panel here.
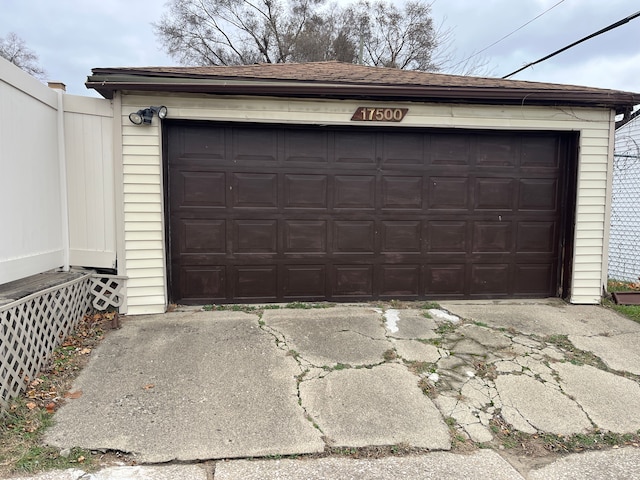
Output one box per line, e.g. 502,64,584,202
610,121,640,282
0,58,63,284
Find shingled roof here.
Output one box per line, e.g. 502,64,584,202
87,61,639,112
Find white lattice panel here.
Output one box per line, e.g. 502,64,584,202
90,274,126,311
0,274,92,409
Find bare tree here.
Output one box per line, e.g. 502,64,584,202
347,0,438,71
154,0,450,71
0,32,46,79
154,0,331,66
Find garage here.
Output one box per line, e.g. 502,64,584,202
84,61,639,314
166,121,574,303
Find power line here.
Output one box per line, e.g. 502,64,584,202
451,0,565,70
503,10,640,79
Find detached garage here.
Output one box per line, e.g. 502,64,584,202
86,62,638,314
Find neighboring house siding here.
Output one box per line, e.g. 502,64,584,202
610,116,640,282
120,93,613,314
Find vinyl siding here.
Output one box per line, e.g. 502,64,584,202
120,93,614,314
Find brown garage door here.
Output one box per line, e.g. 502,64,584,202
165,122,570,304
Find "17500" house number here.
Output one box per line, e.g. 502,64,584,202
351,107,409,122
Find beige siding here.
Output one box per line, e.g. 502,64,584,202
120,93,614,314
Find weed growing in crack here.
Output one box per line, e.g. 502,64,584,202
407,361,437,375
422,301,441,310
417,378,438,398
419,337,442,347
285,302,334,309
422,311,432,319
435,322,458,335
473,321,489,328
334,363,351,371
473,360,497,380
383,349,397,361
287,349,300,360
543,335,609,370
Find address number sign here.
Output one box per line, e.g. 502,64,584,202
351,106,409,122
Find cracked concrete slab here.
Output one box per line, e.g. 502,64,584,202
569,332,640,375
529,447,640,480
495,374,592,435
441,303,640,338
299,363,451,450
214,450,524,480
388,309,439,339
391,339,441,363
555,362,640,432
44,312,324,462
262,307,389,366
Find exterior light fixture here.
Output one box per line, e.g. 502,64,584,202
129,106,168,125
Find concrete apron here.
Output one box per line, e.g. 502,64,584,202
44,302,640,465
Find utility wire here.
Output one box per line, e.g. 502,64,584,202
450,0,565,70
503,10,640,79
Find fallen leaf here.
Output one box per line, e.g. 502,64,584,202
79,348,91,355
26,402,37,410
46,402,56,413
77,456,85,463
64,390,83,399
143,384,155,390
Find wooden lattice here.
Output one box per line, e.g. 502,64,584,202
0,274,93,409
89,274,126,311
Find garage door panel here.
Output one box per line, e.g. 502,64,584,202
474,178,515,210
232,173,278,208
182,127,225,157
334,221,375,253
283,265,326,297
170,170,226,208
332,265,374,297
335,131,376,163
519,179,558,211
427,221,467,253
380,265,420,296
428,177,469,210
430,134,472,165
179,266,226,301
167,124,566,303
234,266,278,299
514,264,555,295
284,174,328,208
382,132,424,165
232,127,277,163
381,221,422,252
471,264,510,295
473,222,513,253
180,219,226,253
425,264,466,295
476,136,517,166
285,130,328,163
234,220,278,253
521,136,559,168
284,220,327,253
516,222,556,253
381,176,423,209
334,175,376,208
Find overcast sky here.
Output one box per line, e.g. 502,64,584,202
1,0,639,97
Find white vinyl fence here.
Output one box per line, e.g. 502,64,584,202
0,56,115,284
0,57,120,409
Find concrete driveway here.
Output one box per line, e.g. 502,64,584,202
41,300,640,477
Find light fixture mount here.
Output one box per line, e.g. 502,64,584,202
129,106,168,125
